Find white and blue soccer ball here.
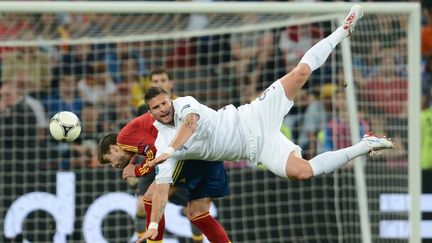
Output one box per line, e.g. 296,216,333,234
49,111,82,142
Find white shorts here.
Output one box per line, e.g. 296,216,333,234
238,79,302,178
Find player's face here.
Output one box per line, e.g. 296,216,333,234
147,94,174,125
0,84,19,107
151,73,173,95
104,145,130,169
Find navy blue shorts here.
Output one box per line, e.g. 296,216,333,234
172,160,230,201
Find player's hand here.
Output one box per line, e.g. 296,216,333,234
136,229,158,243
122,163,136,180
144,153,169,169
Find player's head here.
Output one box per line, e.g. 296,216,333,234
144,86,174,125
98,133,133,169
0,82,21,108
149,69,173,97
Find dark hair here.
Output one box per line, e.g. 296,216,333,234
144,86,169,106
98,133,118,164
149,68,171,80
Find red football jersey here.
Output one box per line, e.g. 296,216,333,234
116,113,159,176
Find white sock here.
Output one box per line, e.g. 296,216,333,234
308,141,370,176
299,27,348,71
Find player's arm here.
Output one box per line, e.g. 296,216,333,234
139,182,170,241
170,112,199,150
122,154,154,179
138,155,176,242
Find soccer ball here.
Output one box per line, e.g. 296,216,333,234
49,111,82,142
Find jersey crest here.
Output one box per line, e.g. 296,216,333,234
180,104,191,113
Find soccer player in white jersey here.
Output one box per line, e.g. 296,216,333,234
139,5,394,241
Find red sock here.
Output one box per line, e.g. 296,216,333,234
190,212,230,243
143,199,165,241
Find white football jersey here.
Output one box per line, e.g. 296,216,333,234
171,96,249,161
153,96,249,183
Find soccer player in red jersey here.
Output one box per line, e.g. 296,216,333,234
98,112,231,243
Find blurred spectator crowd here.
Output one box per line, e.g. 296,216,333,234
0,0,431,175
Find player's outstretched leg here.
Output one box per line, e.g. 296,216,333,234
285,132,394,180
342,4,364,37
279,4,364,100
308,132,394,176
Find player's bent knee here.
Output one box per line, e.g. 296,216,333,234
187,205,208,218
286,152,314,181
280,64,312,99
187,207,206,219
187,198,212,219
293,64,311,81
288,169,313,181
142,191,153,201
143,182,156,200
136,196,146,213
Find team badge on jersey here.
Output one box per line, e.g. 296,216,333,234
181,104,191,113
143,144,150,153
178,145,188,151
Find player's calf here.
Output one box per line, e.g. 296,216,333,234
297,4,364,75
190,212,231,243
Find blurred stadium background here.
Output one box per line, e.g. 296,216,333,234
0,1,430,243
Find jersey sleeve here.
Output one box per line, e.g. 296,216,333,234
153,131,176,184
130,155,154,177
155,158,177,184
175,96,202,119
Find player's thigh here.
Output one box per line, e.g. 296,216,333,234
260,132,302,178
136,195,146,213
247,80,294,132
187,197,212,218
137,171,156,196
143,181,156,201
168,187,189,207
279,63,311,101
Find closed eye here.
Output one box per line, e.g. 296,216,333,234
150,104,159,110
